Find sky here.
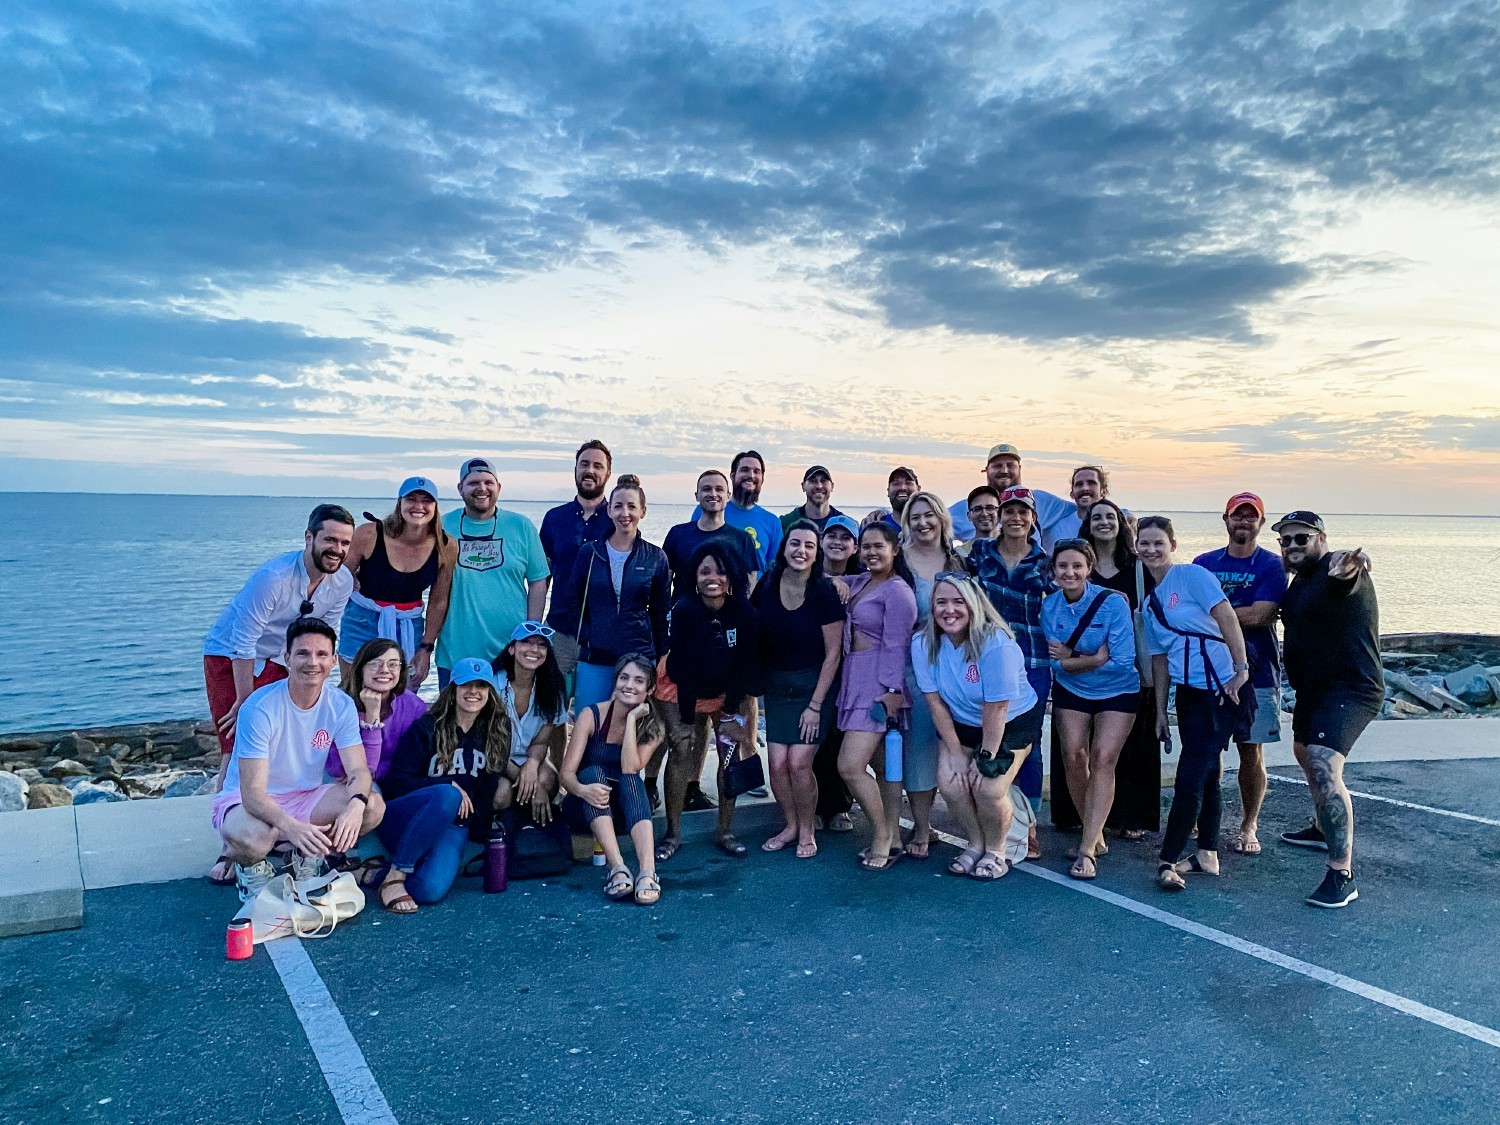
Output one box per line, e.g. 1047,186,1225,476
3,0,1500,514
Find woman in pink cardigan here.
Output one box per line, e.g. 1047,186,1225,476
836,522,919,871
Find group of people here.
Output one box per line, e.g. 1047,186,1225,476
202,440,1382,914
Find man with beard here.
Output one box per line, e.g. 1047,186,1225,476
706,450,782,575
1193,492,1287,856
435,457,549,689
204,503,356,761
1039,466,1120,553
864,466,921,530
780,464,845,536
1274,511,1382,909
540,440,614,674
948,444,1074,544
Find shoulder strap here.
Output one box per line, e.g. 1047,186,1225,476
1134,559,1146,607
1064,591,1111,652
1146,586,1225,693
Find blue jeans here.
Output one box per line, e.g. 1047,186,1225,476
574,662,616,712
1018,665,1051,812
376,785,469,905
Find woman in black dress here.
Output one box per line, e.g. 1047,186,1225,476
1049,498,1161,837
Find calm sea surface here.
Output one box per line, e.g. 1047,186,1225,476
1,493,1496,733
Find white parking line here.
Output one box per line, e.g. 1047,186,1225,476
1266,772,1500,827
917,823,1500,1051
268,938,400,1124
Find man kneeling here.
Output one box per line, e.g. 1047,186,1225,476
214,618,384,899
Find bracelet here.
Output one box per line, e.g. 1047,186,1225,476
359,719,384,730
349,793,370,806
1232,662,1249,672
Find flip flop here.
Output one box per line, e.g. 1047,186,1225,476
207,855,236,887
1175,855,1220,877
1234,830,1262,855
1065,841,1109,860
859,850,900,871
1158,863,1186,892
795,841,818,859
654,836,682,863
904,840,931,860
1068,853,1098,881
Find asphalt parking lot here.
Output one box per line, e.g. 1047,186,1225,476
3,758,1498,1124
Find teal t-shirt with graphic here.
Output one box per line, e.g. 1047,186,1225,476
437,507,549,670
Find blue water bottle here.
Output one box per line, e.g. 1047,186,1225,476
883,721,904,783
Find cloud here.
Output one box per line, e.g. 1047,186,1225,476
1158,410,1500,456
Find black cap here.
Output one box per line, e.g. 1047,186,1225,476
802,465,833,484
888,466,919,484
1271,510,1325,534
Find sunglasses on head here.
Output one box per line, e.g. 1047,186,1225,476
514,621,556,639
1278,532,1316,547
934,570,977,585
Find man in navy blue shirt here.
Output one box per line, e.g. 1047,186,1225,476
665,470,759,600
539,440,613,674
1193,491,1288,857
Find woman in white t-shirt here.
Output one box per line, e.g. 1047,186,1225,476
910,572,1041,880
1136,517,1251,893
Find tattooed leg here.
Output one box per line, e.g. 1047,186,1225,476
1306,744,1353,872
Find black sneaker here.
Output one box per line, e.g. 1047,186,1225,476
645,777,661,812
683,784,716,812
1280,824,1329,851
1306,868,1358,909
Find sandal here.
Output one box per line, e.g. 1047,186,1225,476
208,855,236,887
904,838,931,860
1065,841,1108,860
795,840,818,859
1116,829,1148,841
604,865,634,900
970,853,1010,880
356,860,390,889
1068,853,1098,881
762,830,796,853
1175,854,1220,877
716,835,748,858
828,813,855,833
654,836,682,863
1026,829,1042,862
634,873,661,905
948,848,982,877
378,874,418,914
1234,829,1262,856
860,849,900,871
1158,863,1186,892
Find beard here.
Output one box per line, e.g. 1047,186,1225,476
733,484,760,506
315,549,345,574
577,480,606,501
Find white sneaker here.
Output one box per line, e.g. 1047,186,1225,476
289,850,325,883
235,859,276,902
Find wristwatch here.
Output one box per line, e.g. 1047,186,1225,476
349,793,370,806
1232,661,1250,672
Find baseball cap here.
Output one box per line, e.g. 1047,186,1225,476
1223,491,1265,518
986,443,1022,463
509,620,556,645
398,475,439,500
458,457,498,482
822,514,860,539
802,464,833,484
1272,510,1325,534
449,657,495,687
888,466,919,484
997,486,1036,511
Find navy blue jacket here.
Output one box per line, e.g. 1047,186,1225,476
564,537,672,665
539,499,612,631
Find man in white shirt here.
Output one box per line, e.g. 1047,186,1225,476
213,618,382,900
948,444,1074,542
203,503,356,758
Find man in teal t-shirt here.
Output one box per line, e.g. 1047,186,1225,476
434,457,550,685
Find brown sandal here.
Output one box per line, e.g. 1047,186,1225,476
378,874,418,914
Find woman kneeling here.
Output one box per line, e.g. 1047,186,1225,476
911,573,1042,880
561,654,665,904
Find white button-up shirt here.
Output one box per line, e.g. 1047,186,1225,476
203,549,353,669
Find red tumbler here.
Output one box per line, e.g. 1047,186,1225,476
226,918,253,960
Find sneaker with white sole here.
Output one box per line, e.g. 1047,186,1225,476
1280,824,1329,851
289,849,325,883
1306,868,1358,909
235,859,276,902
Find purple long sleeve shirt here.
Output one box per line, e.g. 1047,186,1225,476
326,689,428,782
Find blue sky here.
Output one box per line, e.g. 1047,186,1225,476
4,0,1500,512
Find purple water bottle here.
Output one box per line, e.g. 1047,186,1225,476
483,829,509,893
883,721,903,783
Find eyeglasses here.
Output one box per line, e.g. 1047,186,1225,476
968,504,1000,515
1278,532,1315,547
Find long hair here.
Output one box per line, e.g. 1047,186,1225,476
382,489,447,550
341,638,409,703
920,573,1014,665
427,681,509,774
687,541,750,601
899,491,963,570
761,520,835,599
1083,499,1135,573
494,642,568,724
612,653,664,747
859,520,918,590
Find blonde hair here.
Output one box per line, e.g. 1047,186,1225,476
899,490,963,570
920,574,1014,665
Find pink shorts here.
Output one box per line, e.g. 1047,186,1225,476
212,783,339,832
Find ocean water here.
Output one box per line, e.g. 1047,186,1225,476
0,493,1496,733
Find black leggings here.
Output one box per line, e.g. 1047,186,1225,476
1160,685,1236,863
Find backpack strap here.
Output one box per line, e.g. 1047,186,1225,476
1063,591,1112,653
1146,588,1226,694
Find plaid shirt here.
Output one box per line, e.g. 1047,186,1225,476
966,539,1056,668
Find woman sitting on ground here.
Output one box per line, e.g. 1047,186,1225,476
330,637,428,784
912,572,1042,880
561,654,665,904
374,658,508,913
837,521,918,871
657,544,761,861
338,477,457,686
1041,540,1139,881
751,521,845,858
1135,517,1251,892
491,620,567,825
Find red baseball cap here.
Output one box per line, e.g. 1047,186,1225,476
1223,491,1265,517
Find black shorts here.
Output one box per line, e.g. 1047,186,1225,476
952,697,1045,753
1292,692,1380,757
1051,683,1140,717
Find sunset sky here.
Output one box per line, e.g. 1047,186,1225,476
4,1,1499,513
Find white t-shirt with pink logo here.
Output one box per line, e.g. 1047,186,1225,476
223,679,362,796
911,629,1036,727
